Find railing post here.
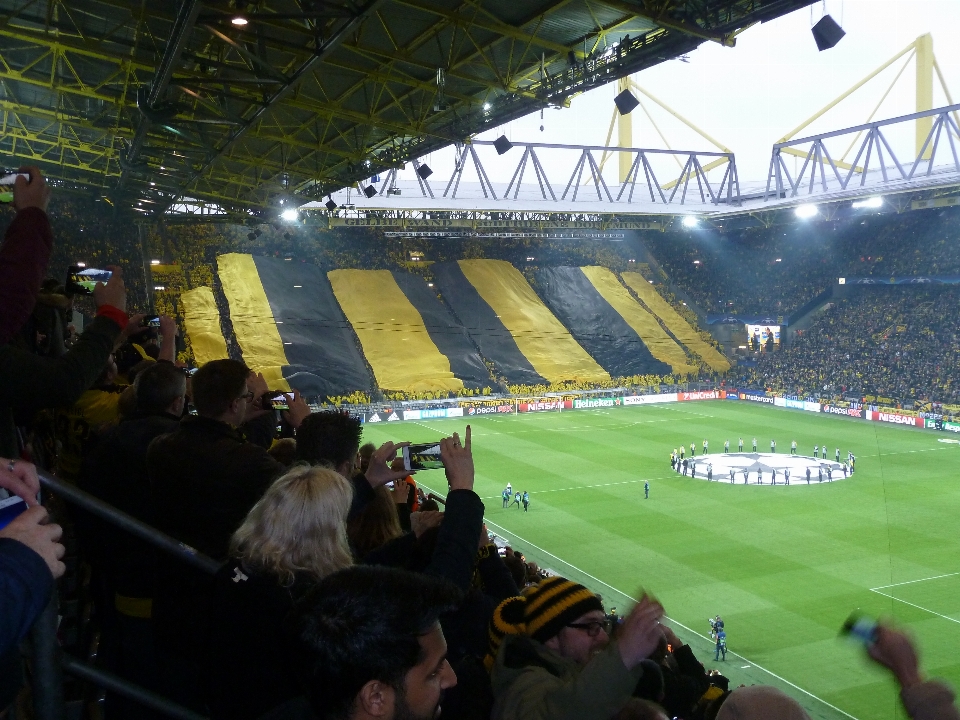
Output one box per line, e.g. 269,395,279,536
31,590,66,720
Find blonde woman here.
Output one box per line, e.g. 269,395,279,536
206,465,353,720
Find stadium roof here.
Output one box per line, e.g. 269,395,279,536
0,0,816,218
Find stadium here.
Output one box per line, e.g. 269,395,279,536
2,1,960,720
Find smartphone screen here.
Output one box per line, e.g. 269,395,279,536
65,265,113,295
144,316,161,328
270,392,294,411
0,496,28,531
840,612,878,645
0,170,29,186
403,442,444,471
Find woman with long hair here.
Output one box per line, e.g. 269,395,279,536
206,465,353,720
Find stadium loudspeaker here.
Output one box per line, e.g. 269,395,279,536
811,14,845,51
494,135,513,155
363,185,377,198
325,198,337,211
614,89,640,116
417,164,434,179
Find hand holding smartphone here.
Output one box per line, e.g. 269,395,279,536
66,265,114,295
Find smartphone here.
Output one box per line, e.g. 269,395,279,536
0,495,28,531
402,442,444,471
269,392,294,411
840,612,878,645
143,315,161,328
186,367,199,376
65,265,113,295
0,169,29,186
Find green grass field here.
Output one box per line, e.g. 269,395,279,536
362,400,960,720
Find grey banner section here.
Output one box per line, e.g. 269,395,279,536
431,262,547,386
390,271,491,388
536,266,672,377
252,256,372,397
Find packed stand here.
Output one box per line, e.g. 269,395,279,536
732,286,960,403
2,169,959,720
644,205,960,318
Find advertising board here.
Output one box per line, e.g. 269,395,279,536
822,405,863,418
517,398,571,413
622,393,678,405
866,410,923,427
402,408,464,421
678,390,721,402
573,397,623,409
464,404,514,416
739,392,775,404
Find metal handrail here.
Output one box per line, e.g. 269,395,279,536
30,470,222,720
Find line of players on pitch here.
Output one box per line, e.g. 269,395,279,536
669,438,857,485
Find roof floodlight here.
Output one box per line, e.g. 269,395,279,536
682,216,699,228
231,16,248,26
852,197,883,209
795,204,819,219
281,208,298,222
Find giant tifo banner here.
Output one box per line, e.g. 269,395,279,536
865,409,924,427
517,398,573,413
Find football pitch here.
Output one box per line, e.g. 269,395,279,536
362,400,960,720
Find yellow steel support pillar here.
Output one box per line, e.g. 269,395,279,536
916,33,934,159
617,76,633,183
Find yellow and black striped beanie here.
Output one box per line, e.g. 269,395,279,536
485,576,603,669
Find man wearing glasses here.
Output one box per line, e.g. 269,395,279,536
487,576,665,720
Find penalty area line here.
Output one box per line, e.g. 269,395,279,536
869,589,960,626
471,516,860,720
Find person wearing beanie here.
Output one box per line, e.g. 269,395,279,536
487,576,664,720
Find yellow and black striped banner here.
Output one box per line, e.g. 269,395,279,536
181,286,229,366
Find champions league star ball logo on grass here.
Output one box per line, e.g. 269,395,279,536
679,453,850,485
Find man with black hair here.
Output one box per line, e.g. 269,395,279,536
296,411,414,518
79,361,188,716
147,359,310,708
289,566,461,720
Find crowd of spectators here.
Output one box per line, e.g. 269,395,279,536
643,205,960,318
1,169,959,720
732,286,960,403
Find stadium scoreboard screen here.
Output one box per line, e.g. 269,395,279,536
747,324,780,346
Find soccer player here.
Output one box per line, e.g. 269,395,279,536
843,463,848,477
836,447,841,462
822,443,827,459
752,437,757,452
827,468,833,481
703,438,708,454
806,467,811,484
738,437,744,452
522,491,530,511
644,481,649,499
791,439,797,455
770,439,776,453
771,467,777,485
724,439,730,453
506,481,512,495
785,467,790,485
502,488,510,508
691,460,697,478
742,469,749,484
680,445,685,460
514,491,522,508
690,442,696,457
757,468,762,484
707,463,713,481
818,468,823,483
729,469,735,483
682,458,689,476
714,629,727,661
814,445,819,458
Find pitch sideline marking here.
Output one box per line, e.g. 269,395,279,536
869,589,960,627
478,476,674,501
870,571,960,591
414,474,860,720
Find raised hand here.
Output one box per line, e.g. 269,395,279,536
440,425,474,491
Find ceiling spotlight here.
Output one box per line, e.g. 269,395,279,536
852,196,883,209
416,164,433,180
795,204,819,219
231,16,248,26
493,135,513,155
681,216,699,228
811,14,845,51
150,259,160,265
614,89,640,116
483,103,491,111
281,208,298,222
325,198,338,211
